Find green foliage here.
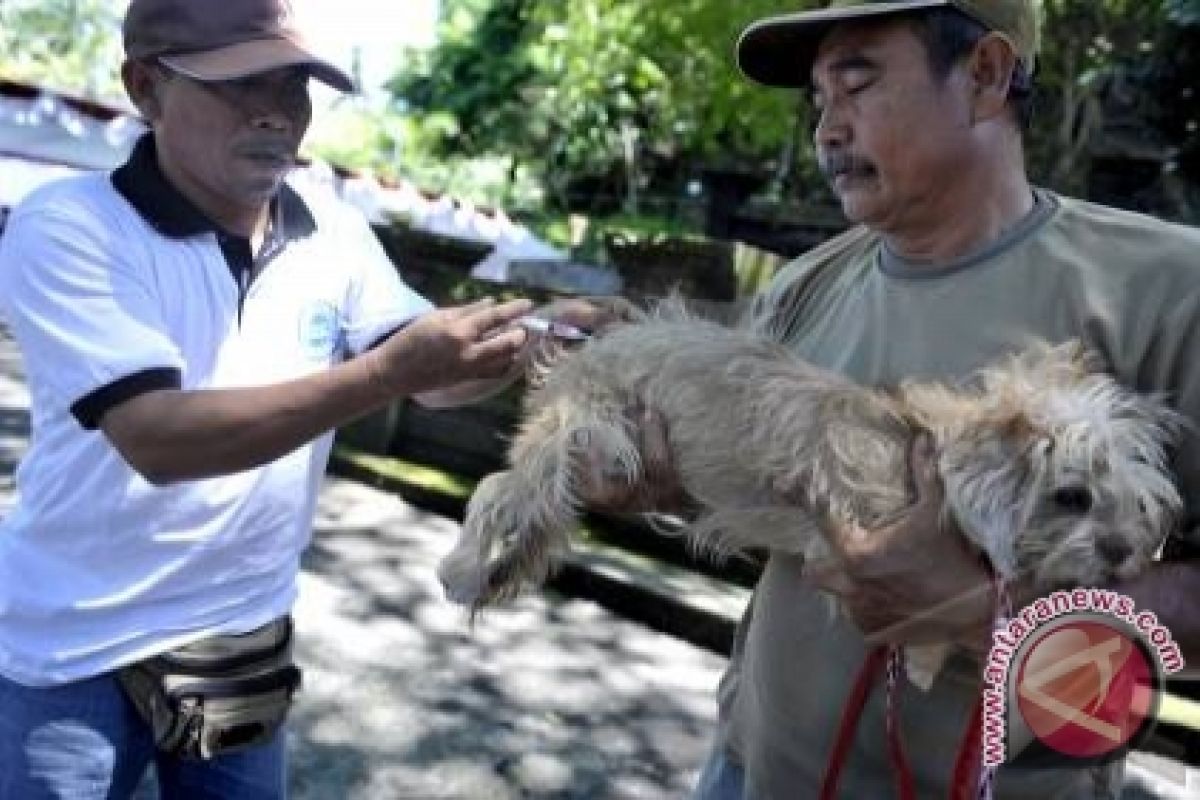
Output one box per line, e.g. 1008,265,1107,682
526,0,802,158
1017,0,1198,221
389,0,542,161
390,0,806,213
1027,0,1171,194
0,0,124,99
389,0,1200,225
305,105,405,176
3,0,1195,226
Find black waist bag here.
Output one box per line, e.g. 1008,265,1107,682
117,617,302,760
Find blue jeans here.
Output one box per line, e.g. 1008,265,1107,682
0,671,286,800
692,745,746,800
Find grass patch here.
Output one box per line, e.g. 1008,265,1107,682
1160,691,1200,732
333,446,476,500
332,445,646,552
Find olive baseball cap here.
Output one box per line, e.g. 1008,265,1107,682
123,0,356,93
737,0,1039,88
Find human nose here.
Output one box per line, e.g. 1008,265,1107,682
813,97,850,151
245,84,311,131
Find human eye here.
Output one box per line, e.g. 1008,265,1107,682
842,69,876,95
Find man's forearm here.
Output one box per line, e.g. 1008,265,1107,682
100,354,391,484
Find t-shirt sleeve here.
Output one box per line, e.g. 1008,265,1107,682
1136,285,1200,557
741,225,874,341
742,257,825,337
0,203,185,428
332,203,434,356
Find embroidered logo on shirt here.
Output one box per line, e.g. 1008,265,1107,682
297,301,341,361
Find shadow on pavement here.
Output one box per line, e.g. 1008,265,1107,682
288,479,723,799
0,408,28,499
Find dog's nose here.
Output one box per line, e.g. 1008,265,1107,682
1098,536,1133,565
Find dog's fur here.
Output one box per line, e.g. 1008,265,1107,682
438,304,1183,683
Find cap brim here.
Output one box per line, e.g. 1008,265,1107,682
160,37,356,94
737,0,950,88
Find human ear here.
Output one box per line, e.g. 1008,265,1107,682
968,33,1019,123
121,60,162,122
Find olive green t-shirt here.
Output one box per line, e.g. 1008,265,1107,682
720,190,1200,799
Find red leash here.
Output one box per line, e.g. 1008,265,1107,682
820,646,991,800
821,578,1011,799
950,695,986,800
884,648,918,800
819,645,915,800
817,644,886,800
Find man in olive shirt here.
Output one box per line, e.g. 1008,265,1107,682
578,2,1200,798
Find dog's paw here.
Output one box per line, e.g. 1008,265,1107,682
437,543,488,608
436,522,551,610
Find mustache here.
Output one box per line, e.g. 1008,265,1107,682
234,140,299,162
818,152,876,182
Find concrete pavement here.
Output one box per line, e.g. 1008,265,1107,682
288,478,724,798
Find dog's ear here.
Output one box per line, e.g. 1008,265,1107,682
992,410,1052,491
939,410,1046,578
1000,409,1040,446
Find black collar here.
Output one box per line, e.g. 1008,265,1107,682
111,133,317,243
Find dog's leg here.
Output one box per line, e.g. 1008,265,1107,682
437,397,640,610
437,469,550,608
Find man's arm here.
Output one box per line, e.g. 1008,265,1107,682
413,352,529,409
416,293,681,411
1114,560,1200,677
804,434,1001,651
811,442,1200,676
101,299,531,484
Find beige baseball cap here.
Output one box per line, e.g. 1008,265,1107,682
123,0,356,93
737,0,1039,88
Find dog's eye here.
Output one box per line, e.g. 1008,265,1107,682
1051,486,1093,514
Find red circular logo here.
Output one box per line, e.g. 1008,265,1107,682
1014,620,1157,760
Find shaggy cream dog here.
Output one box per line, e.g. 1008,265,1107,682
438,304,1182,681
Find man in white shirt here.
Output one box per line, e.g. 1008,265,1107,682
0,0,534,796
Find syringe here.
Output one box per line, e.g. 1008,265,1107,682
517,316,591,341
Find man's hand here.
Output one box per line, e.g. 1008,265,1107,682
411,295,640,409
369,298,534,398
573,403,691,515
805,434,995,650
99,297,535,483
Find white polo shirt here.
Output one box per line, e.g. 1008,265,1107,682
0,135,432,685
